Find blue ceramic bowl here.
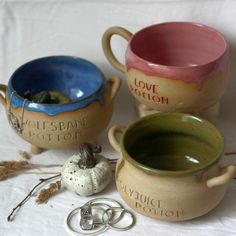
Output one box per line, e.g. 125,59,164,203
0,56,120,152
8,56,107,115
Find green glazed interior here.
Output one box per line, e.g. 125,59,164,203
121,113,224,176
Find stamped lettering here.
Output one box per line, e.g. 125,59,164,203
130,78,169,104
118,179,184,219
24,117,87,132
23,117,88,142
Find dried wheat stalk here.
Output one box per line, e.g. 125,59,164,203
18,150,31,160
36,180,62,204
7,174,61,222
0,160,62,180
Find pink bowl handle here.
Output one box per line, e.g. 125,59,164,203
102,26,133,73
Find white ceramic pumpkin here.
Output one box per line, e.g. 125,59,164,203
61,143,112,196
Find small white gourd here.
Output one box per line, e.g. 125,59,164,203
61,143,112,196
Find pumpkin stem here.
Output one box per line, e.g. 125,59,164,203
78,143,102,169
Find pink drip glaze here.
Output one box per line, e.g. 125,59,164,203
125,22,229,89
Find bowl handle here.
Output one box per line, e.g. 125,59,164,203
0,84,7,107
102,26,133,72
108,76,121,101
108,125,126,152
206,165,236,188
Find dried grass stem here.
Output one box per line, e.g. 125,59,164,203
7,174,61,222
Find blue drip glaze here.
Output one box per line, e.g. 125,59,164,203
8,56,107,116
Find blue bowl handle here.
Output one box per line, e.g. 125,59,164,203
0,84,7,107
108,76,121,101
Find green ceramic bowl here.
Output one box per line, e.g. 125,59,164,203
109,113,236,221
120,112,224,176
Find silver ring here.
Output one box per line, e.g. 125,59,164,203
85,197,123,208
66,198,135,235
66,206,108,236
102,207,135,231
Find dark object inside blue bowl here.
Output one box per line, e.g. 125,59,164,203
8,56,107,115
10,56,105,101
23,90,71,104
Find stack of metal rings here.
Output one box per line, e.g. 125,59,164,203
66,197,135,235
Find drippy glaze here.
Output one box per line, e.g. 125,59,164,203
125,22,229,89
8,56,107,115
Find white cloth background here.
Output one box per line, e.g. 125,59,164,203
0,0,236,235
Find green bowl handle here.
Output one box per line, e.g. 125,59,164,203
206,165,236,188
108,125,126,152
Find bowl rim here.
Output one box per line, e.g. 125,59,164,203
120,112,225,176
128,21,228,69
7,55,107,115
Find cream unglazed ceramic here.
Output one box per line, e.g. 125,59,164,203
108,113,236,221
102,22,229,118
0,56,120,153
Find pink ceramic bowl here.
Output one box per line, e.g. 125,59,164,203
102,22,229,114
